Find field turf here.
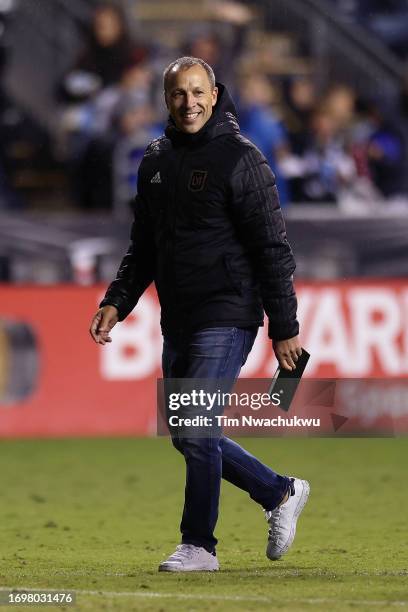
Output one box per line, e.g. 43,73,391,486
0,437,407,611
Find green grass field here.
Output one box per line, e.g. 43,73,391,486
0,437,407,611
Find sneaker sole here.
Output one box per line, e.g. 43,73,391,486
267,479,310,561
158,563,220,572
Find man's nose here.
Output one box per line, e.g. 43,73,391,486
185,92,195,108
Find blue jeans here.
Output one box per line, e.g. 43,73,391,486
162,326,291,553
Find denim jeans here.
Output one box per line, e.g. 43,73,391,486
162,326,291,553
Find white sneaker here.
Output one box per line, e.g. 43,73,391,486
158,544,220,572
265,477,310,560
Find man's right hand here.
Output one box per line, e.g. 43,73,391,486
89,305,119,345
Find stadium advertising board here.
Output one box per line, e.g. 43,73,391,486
0,281,408,437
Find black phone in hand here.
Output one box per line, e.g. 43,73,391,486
268,348,310,412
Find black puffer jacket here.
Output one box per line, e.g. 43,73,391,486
100,83,299,340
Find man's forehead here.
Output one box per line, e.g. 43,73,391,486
167,65,212,90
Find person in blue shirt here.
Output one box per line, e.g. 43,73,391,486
237,73,291,206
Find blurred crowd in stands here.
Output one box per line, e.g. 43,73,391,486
332,0,408,59
2,0,408,215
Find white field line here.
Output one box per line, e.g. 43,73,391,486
0,587,407,606
81,592,408,606
8,570,407,578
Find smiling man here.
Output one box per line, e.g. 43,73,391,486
90,57,309,572
164,61,218,133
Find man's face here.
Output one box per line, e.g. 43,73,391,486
165,65,218,134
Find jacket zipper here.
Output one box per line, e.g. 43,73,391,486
167,146,187,321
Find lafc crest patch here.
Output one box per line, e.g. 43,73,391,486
188,170,207,192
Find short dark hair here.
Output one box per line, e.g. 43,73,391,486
163,56,216,92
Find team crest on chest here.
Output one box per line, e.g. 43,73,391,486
188,170,208,192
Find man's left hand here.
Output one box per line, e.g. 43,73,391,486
273,336,302,371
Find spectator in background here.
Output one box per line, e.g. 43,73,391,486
56,2,148,162
348,97,406,201
55,2,153,211
182,28,239,93
92,60,154,135
77,69,159,212
365,103,405,198
237,73,291,205
280,83,369,205
281,108,356,203
323,85,356,134
398,77,408,195
61,2,147,101
181,1,253,92
112,93,161,218
284,76,317,156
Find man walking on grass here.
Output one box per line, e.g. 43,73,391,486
90,56,310,572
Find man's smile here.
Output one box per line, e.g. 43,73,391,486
181,111,201,122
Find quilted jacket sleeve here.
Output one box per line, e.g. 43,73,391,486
99,190,155,321
229,146,299,340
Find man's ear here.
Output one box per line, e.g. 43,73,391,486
212,86,218,107
164,90,169,109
